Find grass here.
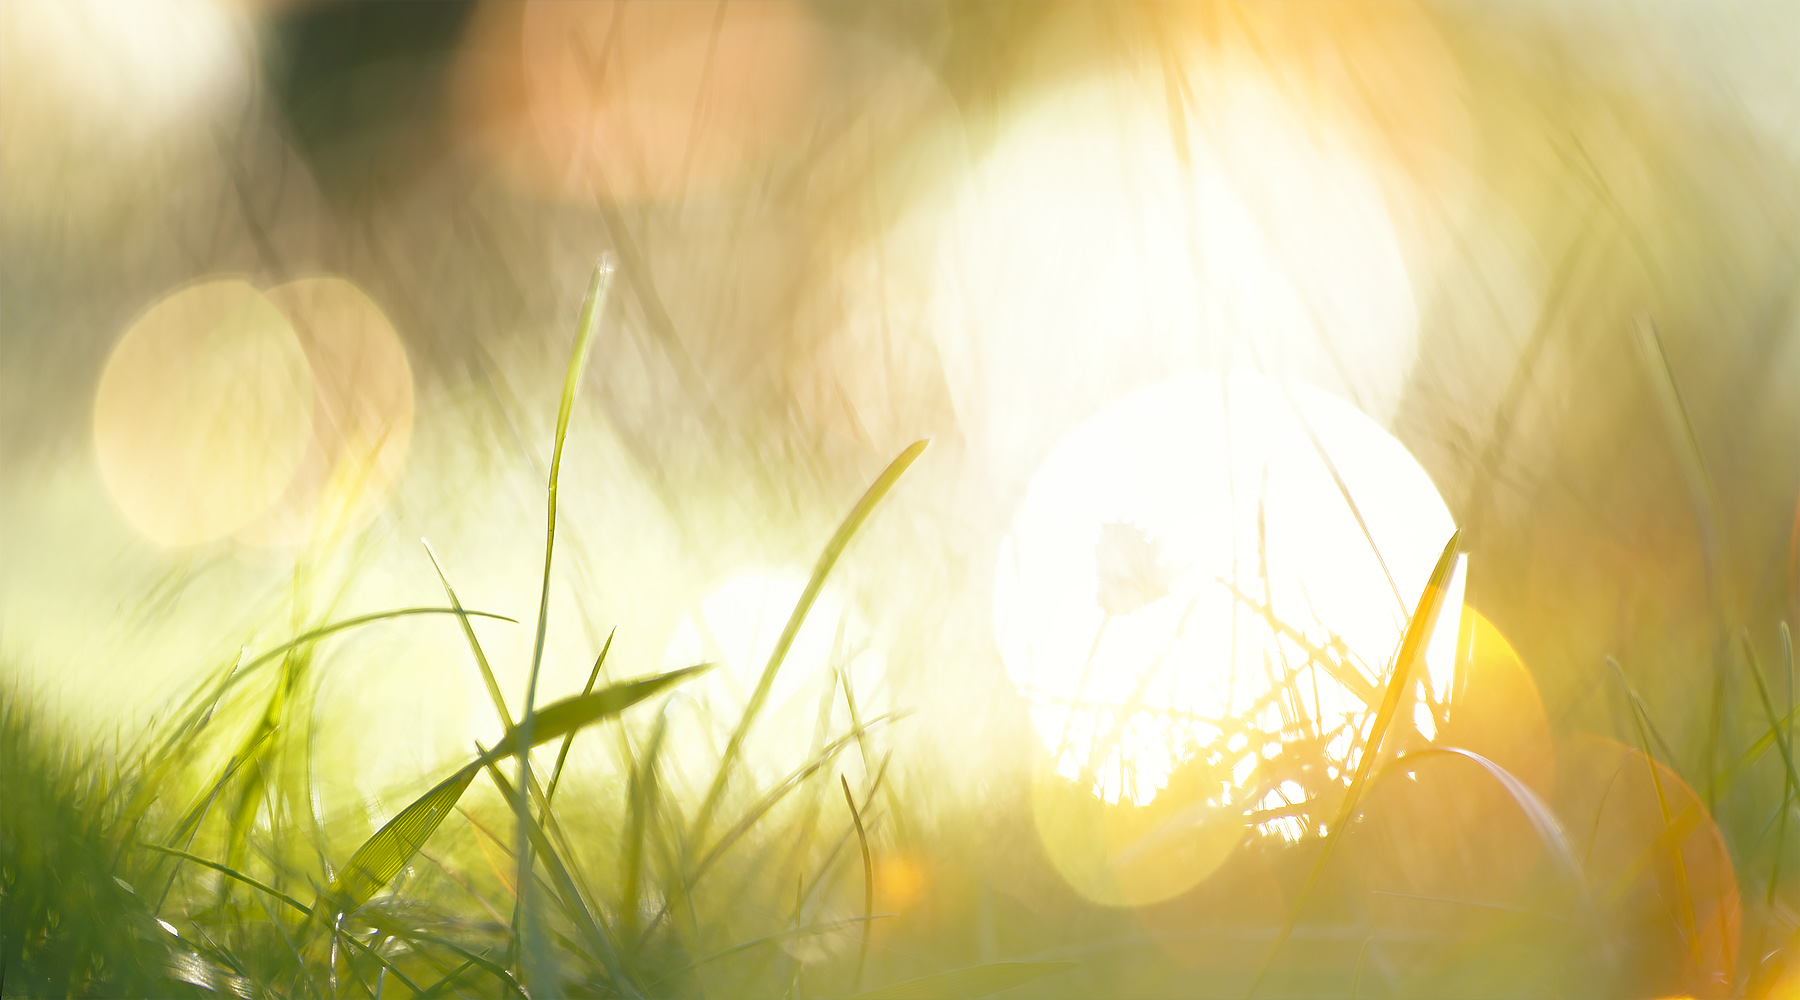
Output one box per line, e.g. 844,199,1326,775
4,255,1797,999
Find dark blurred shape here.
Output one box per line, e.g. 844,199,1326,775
261,0,477,197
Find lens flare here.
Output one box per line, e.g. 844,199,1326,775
926,68,1417,493
235,277,415,548
663,570,885,782
998,373,1461,809
93,279,315,547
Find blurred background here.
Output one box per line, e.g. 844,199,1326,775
2,2,1797,997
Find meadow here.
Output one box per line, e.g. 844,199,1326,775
3,3,1798,998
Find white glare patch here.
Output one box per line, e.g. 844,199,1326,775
996,374,1460,806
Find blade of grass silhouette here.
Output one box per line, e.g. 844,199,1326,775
620,704,670,941
635,714,907,950
644,914,897,990
1282,384,1406,615
1213,578,1380,707
514,256,615,997
416,956,481,1000
1743,630,1798,909
424,539,514,729
849,961,1079,1000
546,628,614,807
480,666,708,768
141,842,428,996
479,749,637,997
1604,656,1684,769
691,439,929,847
313,764,481,925
1743,633,1800,817
152,607,516,762
843,775,874,994
692,713,907,884
141,842,311,916
1384,748,1587,891
304,668,697,936
1248,529,1460,998
354,909,530,1000
1606,655,1702,975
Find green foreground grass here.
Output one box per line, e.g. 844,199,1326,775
4,261,1797,1000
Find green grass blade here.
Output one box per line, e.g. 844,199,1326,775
1605,656,1702,974
849,961,1079,1000
424,539,514,730
545,628,615,807
315,763,481,921
1743,632,1800,809
515,257,615,995
1250,529,1461,997
415,955,482,1000
692,439,929,845
478,752,638,997
1387,748,1587,890
620,705,670,941
691,712,908,884
842,775,874,994
478,665,708,768
152,607,517,762
139,842,312,916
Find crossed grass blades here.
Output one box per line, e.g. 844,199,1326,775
1,257,1074,1000
3,259,1791,998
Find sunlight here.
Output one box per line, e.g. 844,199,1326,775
997,373,1463,808
926,67,1418,492
663,570,885,780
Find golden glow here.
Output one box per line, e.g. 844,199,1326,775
926,68,1418,491
664,571,885,779
1556,735,1741,998
998,373,1462,808
94,279,315,547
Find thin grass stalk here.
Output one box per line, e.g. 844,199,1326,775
424,540,514,730
546,629,614,807
841,775,873,994
1606,656,1703,974
690,440,929,846
514,257,614,994
1249,529,1461,998
479,750,638,997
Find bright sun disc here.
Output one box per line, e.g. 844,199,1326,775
997,373,1464,810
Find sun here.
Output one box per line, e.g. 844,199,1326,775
996,373,1464,812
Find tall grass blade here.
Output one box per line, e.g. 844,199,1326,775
692,439,929,844
478,665,708,768
620,705,670,941
152,607,516,762
139,842,311,917
515,256,615,996
478,753,638,997
1250,529,1461,997
1605,656,1703,977
848,961,1079,1000
693,713,907,884
313,763,481,922
1387,748,1587,889
843,774,874,994
424,539,514,730
546,628,615,807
